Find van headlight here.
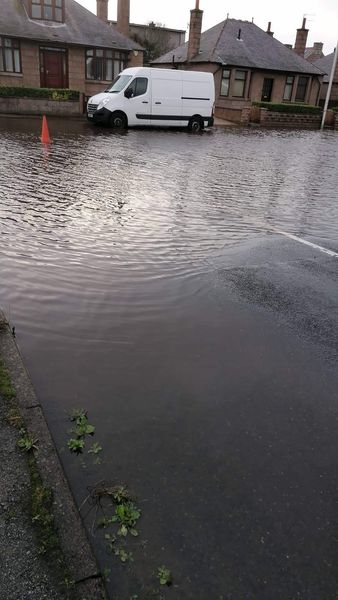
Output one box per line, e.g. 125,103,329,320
97,97,111,110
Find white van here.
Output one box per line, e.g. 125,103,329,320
87,67,215,132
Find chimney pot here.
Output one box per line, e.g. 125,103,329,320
266,21,274,36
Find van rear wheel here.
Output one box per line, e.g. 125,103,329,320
188,116,204,133
110,111,127,129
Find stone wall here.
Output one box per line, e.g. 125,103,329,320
259,108,322,128
0,96,83,116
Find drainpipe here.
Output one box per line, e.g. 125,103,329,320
321,44,338,130
187,0,203,62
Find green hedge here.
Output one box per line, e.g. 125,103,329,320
331,107,338,113
0,86,79,101
252,101,322,115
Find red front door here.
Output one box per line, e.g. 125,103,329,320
40,48,68,88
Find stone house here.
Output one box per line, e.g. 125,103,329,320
0,0,143,98
153,2,324,123
312,51,338,107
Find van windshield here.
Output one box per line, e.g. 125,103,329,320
105,75,133,93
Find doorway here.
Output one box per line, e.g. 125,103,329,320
40,47,68,88
261,78,274,102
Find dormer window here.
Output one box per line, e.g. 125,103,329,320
30,0,64,22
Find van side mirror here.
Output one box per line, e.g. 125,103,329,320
124,88,133,99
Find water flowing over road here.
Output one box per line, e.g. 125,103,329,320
1,117,338,599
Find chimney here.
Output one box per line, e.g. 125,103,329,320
294,17,309,57
187,0,203,62
313,42,323,56
117,0,130,37
96,0,108,22
266,22,274,36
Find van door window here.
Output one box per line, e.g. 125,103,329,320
126,77,148,98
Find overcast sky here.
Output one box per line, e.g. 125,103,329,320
78,0,337,54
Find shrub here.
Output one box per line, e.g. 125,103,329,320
0,86,79,101
331,106,338,113
252,101,322,115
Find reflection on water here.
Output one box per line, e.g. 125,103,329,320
1,118,338,598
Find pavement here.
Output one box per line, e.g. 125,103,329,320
0,319,107,600
213,116,236,127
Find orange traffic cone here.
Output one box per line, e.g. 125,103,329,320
41,115,51,144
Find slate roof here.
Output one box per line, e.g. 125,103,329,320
0,0,142,51
314,52,335,83
153,18,324,76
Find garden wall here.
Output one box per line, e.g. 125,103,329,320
0,96,83,116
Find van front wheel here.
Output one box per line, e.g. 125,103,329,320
110,111,127,129
188,116,204,133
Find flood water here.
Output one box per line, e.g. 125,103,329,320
1,117,338,599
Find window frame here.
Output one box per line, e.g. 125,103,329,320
0,37,22,74
295,76,309,102
85,48,128,82
29,0,65,23
125,77,148,98
283,75,295,101
232,69,247,98
220,68,231,97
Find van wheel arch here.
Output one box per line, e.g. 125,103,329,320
188,115,204,132
110,111,128,129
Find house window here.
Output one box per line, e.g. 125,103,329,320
283,75,294,101
0,37,21,73
295,76,309,102
30,0,64,22
233,70,247,97
86,49,127,81
220,69,231,96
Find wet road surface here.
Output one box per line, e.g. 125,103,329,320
1,117,338,598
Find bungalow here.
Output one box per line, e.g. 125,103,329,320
0,0,143,98
152,2,324,123
311,52,338,107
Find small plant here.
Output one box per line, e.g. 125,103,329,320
67,437,85,454
6,406,23,428
17,429,38,452
88,442,102,455
156,566,172,586
111,485,132,504
63,577,75,590
112,501,141,531
0,359,16,400
114,547,134,563
67,409,99,456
